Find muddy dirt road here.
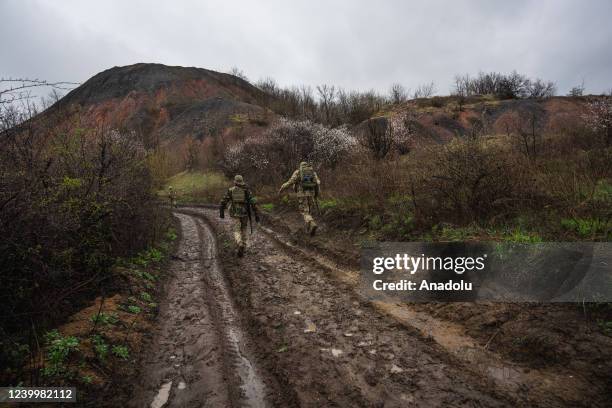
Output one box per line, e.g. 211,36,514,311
130,213,269,408
130,208,605,407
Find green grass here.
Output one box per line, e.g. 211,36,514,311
318,198,339,210
260,203,274,212
597,319,612,336
502,227,543,243
561,218,608,238
163,170,229,204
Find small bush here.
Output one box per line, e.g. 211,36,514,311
92,335,109,361
89,312,119,326
417,139,533,223
126,305,141,314
41,330,79,378
111,345,129,360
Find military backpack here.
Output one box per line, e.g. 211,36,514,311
300,164,317,191
229,186,248,217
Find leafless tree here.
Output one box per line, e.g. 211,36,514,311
389,83,408,104
228,66,249,81
316,84,336,124
0,78,78,105
413,82,436,98
359,117,394,160
568,80,585,97
527,78,556,98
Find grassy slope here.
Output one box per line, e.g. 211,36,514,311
163,170,229,204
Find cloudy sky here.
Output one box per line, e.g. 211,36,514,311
1,0,611,96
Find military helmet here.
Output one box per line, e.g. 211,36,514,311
234,175,244,184
300,161,308,167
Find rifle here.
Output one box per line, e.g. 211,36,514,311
314,186,321,214
246,190,253,234
314,197,320,215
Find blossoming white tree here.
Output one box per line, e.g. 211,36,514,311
584,96,612,147
222,118,356,181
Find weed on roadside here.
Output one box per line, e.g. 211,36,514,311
41,330,80,378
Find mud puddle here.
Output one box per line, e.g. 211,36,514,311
151,381,173,408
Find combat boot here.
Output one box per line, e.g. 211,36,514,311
309,221,318,236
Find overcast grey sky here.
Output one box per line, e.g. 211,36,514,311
1,0,611,95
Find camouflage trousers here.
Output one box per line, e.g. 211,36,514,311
232,216,249,250
298,195,317,235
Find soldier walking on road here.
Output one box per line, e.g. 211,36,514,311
220,175,259,257
168,186,177,208
278,161,320,236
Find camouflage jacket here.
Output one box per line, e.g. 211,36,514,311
220,185,258,218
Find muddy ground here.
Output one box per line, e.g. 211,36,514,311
126,207,610,407
261,207,612,406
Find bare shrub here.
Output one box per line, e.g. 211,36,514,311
0,115,162,346
416,139,533,222
452,71,555,99
256,78,387,126
228,66,249,81
358,117,394,160
413,82,436,98
389,83,409,104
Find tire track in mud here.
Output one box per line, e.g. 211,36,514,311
130,212,270,408
193,215,269,407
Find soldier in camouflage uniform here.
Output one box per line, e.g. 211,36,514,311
278,161,320,236
220,175,259,256
168,186,177,208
